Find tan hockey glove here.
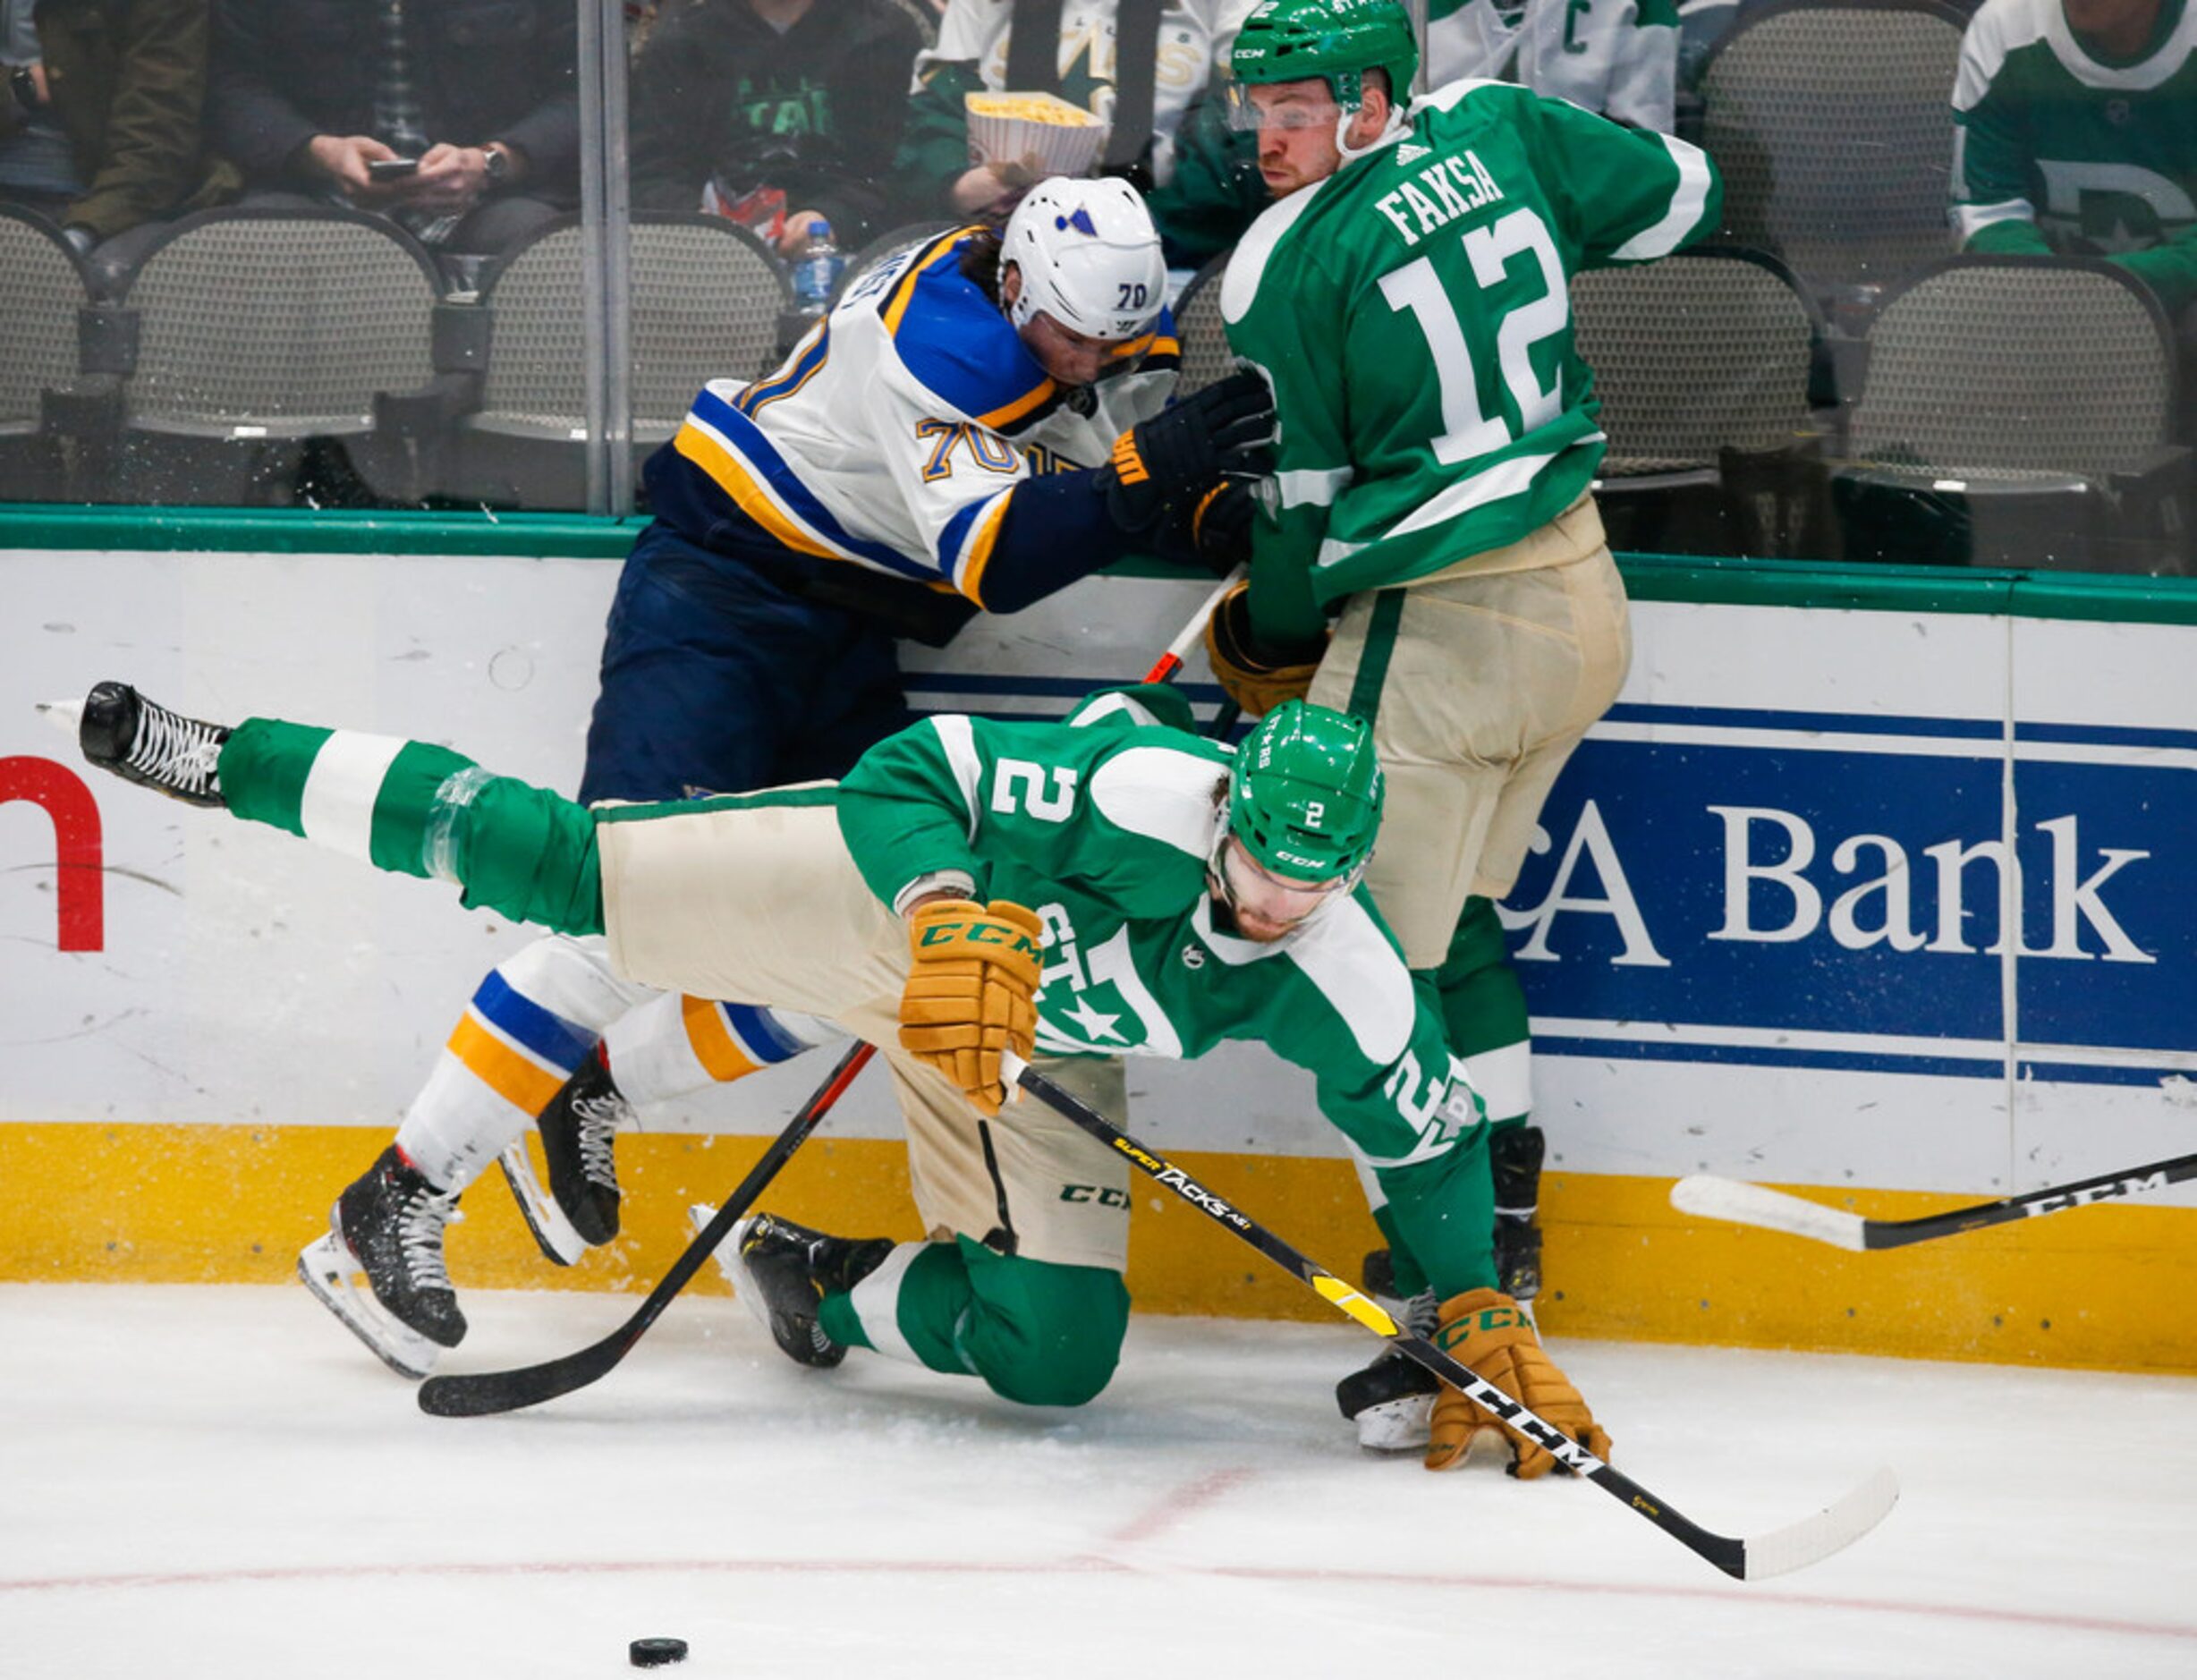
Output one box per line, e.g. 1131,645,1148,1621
1202,581,1326,717
1425,1287,1611,1479
900,898,1044,1116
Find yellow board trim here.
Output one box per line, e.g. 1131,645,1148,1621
679,995,760,1085
4,1122,2192,1376
445,1014,564,1116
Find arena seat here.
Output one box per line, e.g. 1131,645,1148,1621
827,220,962,310
1698,0,1967,309
442,213,786,510
1833,256,2190,572
0,208,94,500
1574,247,1836,558
1170,250,1236,396
98,208,447,505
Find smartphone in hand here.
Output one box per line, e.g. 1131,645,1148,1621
367,157,420,181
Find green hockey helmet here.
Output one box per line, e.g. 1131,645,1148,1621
1229,0,1421,115
1226,700,1385,886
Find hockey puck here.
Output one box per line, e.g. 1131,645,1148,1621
630,1636,688,1667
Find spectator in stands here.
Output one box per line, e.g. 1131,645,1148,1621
627,0,921,257
0,0,239,284
892,0,1268,267
1952,0,2196,316
208,0,578,256
1426,0,1682,132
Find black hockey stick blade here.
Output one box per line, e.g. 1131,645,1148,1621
1002,1052,1897,1581
1672,1149,2197,1252
417,1039,875,1418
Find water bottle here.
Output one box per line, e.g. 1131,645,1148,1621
792,220,846,316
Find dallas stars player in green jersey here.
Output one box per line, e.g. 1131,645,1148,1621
1200,0,1718,1454
1953,0,2197,313
71,676,1608,1478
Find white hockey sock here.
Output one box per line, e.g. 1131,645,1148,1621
844,1242,929,1367
394,934,651,1192
601,991,839,1108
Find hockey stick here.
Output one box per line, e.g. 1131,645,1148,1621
418,1039,874,1416
1002,1050,1897,1581
1670,1150,2197,1252
419,580,1245,1418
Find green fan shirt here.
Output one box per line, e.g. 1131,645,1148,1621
1952,0,2197,312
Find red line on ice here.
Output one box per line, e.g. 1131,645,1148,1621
2,1556,2193,1644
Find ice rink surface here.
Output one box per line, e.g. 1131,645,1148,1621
5,1283,2194,1679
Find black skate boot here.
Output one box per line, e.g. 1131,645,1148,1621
536,1045,631,1247
720,1209,894,1370
297,1145,466,1379
74,681,231,807
1336,1286,1440,1451
1492,1125,1547,1302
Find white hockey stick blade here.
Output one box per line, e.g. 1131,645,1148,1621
1742,1466,1900,1580
1670,1175,1869,1251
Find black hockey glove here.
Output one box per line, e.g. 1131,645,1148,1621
1151,475,1261,575
1098,371,1276,536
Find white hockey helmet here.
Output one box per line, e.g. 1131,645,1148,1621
1001,176,1166,344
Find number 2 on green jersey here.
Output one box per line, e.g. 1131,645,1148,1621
1377,207,1568,463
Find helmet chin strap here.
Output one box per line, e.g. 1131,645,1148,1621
1334,101,1410,163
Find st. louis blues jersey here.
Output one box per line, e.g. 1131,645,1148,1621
650,226,1181,613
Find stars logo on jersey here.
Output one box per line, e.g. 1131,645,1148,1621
1059,994,1124,1042
1031,901,1183,1056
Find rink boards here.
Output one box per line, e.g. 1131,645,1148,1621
4,534,2193,1372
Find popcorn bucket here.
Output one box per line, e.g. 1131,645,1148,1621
965,90,1111,180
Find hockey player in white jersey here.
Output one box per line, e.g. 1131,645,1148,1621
275,177,1274,1377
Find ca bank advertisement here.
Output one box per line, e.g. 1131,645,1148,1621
6,555,2194,1203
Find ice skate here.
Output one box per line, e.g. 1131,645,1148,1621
297,1145,466,1379
536,1046,631,1247
712,1208,892,1370
67,681,231,807
496,1138,590,1266
1492,1125,1548,1302
1336,1285,1441,1451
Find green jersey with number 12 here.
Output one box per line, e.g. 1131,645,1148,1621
1221,79,1720,642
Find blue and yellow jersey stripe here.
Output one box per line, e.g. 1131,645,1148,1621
734,319,831,419
877,228,1060,436
935,487,1016,607
672,386,941,580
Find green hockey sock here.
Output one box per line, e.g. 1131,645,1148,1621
821,1236,1128,1408
216,718,605,936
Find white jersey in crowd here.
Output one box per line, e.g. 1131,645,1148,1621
661,227,1178,607
1425,0,1681,132
915,0,1263,182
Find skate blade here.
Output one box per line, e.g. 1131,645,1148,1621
1353,1391,1435,1455
35,698,85,739
499,1141,590,1266
296,1230,443,1380
689,1204,750,1298
697,1205,782,1344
